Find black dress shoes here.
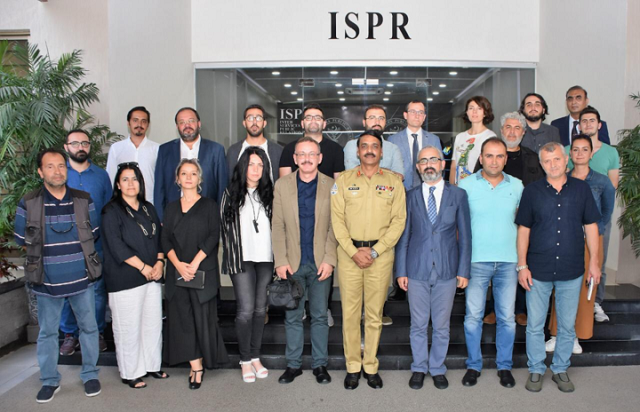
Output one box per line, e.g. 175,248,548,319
461,369,481,386
344,371,361,390
408,372,425,389
362,371,383,389
388,283,406,301
432,374,449,389
278,367,302,384
313,366,332,384
497,370,516,388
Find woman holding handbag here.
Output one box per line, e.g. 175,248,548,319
221,147,274,383
162,158,228,390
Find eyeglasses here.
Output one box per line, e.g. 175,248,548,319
177,119,198,126
365,116,386,121
245,115,264,122
303,115,324,122
295,152,320,159
117,162,139,169
407,110,426,116
417,157,442,165
67,141,90,148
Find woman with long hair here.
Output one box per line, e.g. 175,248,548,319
450,96,497,184
162,158,229,389
102,162,167,389
220,147,274,383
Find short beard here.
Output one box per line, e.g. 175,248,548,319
247,127,264,138
503,137,523,149
180,125,200,142
68,151,89,163
132,127,145,137
523,112,543,122
44,176,67,188
421,168,441,183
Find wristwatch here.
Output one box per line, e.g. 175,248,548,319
516,265,528,272
371,248,379,259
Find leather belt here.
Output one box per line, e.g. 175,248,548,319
352,239,378,248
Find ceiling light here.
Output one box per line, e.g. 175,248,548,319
352,78,365,85
296,98,303,101
432,91,440,95
427,97,434,102
284,83,291,88
335,83,343,87
449,71,458,76
330,70,339,75
337,91,344,95
439,83,446,88
390,71,398,75
387,83,394,87
272,71,280,75
366,79,379,85
291,91,298,95
383,98,389,101
384,91,391,95
339,98,345,102
449,100,454,103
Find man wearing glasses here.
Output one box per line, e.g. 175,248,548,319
106,106,159,204
343,104,404,176
154,107,228,220
388,100,443,190
58,130,112,356
227,104,283,182
15,148,102,402
279,103,345,180
395,146,471,390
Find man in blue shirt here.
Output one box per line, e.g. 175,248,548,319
14,148,102,403
60,130,112,355
458,138,524,389
516,142,601,393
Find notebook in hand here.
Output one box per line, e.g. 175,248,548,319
176,270,205,289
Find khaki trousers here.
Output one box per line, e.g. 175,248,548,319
337,246,393,374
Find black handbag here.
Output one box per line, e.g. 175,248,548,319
267,274,304,310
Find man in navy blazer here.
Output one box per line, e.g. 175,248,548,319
388,101,443,191
550,86,610,146
154,107,228,220
395,145,471,390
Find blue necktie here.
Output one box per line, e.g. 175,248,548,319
412,133,420,186
428,186,437,224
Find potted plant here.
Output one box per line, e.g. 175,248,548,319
617,93,640,257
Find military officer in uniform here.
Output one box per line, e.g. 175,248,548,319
331,129,406,390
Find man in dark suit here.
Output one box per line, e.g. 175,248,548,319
395,145,471,390
388,100,443,191
154,107,227,220
551,86,610,146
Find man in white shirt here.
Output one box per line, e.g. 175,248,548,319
106,106,159,204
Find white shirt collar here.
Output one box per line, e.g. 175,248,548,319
180,136,201,159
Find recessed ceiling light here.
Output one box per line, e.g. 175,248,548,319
449,71,458,75
427,97,434,102
432,91,440,95
387,83,394,87
449,100,454,103
291,91,298,95
439,83,446,88
383,98,390,101
390,71,398,75
272,71,280,75
337,91,344,95
296,98,303,101
335,83,343,87
339,98,346,102
284,83,292,88
330,70,339,75
384,91,391,95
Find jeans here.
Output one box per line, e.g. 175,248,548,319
36,285,100,386
526,276,582,374
285,263,331,369
60,276,107,335
596,220,612,304
230,261,274,361
464,262,517,371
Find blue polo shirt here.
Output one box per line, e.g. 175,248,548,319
515,176,601,281
458,172,523,263
297,173,317,265
66,160,112,254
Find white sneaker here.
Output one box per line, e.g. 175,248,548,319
545,336,557,352
572,338,583,354
327,309,335,327
594,303,609,322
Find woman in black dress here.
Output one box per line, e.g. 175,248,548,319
162,158,228,389
102,162,168,389
220,147,274,383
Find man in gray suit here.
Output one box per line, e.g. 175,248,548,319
395,145,472,390
388,101,443,190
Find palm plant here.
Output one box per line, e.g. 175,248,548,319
0,41,121,239
617,93,640,257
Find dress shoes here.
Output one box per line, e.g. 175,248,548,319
362,371,383,389
497,370,516,388
344,371,361,390
432,374,449,389
408,372,425,390
461,369,481,386
313,366,331,384
516,313,528,326
483,312,496,325
388,283,406,301
278,367,302,384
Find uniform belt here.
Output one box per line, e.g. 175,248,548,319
352,239,378,248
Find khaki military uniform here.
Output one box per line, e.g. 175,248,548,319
331,166,406,374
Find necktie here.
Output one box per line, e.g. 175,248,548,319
428,186,437,224
571,120,579,139
411,133,419,165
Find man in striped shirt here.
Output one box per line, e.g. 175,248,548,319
14,148,102,403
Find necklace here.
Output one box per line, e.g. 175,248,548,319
126,205,156,239
247,190,260,233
